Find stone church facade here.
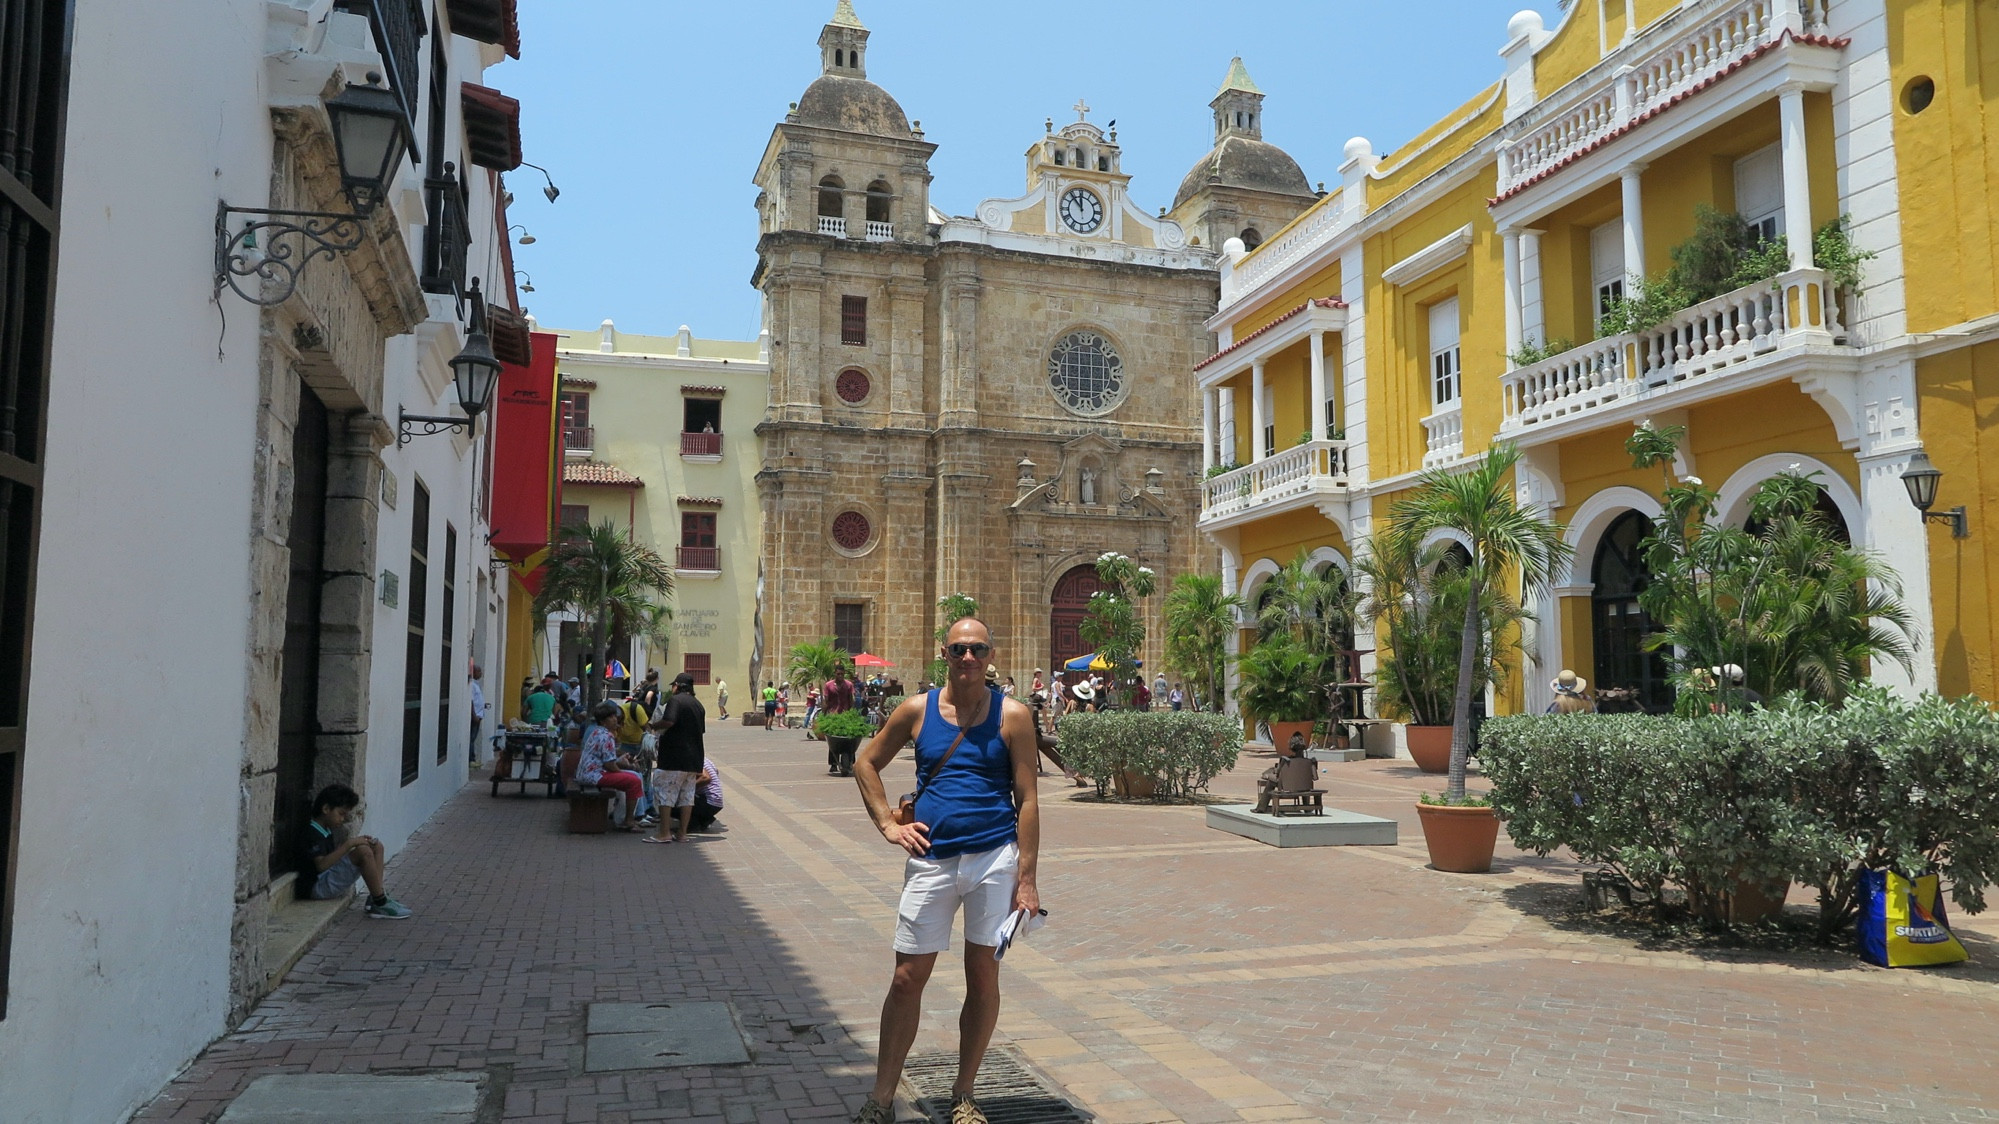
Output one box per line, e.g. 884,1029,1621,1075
751,1,1316,679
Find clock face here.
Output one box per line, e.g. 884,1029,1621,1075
1060,187,1104,234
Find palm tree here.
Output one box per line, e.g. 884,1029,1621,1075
532,519,676,708
1390,444,1572,800
1163,573,1242,712
788,637,851,691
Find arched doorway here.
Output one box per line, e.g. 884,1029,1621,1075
1049,563,1102,678
1592,510,1671,712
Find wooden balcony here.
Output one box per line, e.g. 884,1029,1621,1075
680,431,722,457
676,545,720,571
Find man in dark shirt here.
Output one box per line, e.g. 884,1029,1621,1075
644,672,709,845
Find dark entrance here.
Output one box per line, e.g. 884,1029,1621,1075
1592,510,1672,713
1049,564,1102,678
271,385,330,877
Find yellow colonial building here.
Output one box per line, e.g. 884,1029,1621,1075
544,321,769,699
1201,0,1998,742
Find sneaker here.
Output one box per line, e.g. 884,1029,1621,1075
948,1094,987,1124
851,1098,893,1124
365,897,413,920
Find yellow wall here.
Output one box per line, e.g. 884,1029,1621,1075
501,568,538,722
1917,340,1999,699
1888,0,1999,332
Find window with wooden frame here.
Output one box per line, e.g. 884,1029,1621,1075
435,524,456,765
1428,298,1461,409
833,603,866,655
840,296,867,346
402,481,431,786
682,653,712,685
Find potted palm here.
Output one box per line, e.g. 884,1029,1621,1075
1387,444,1571,873
1354,533,1468,773
532,520,676,709
1235,633,1322,751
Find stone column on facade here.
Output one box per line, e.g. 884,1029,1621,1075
1519,228,1546,346
1307,330,1327,441
1620,164,1648,283
937,265,982,430
1777,85,1815,270
881,472,934,668
772,273,827,425
1249,361,1266,461
1500,228,1523,360
887,275,926,426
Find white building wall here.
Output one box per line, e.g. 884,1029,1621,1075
0,2,271,1121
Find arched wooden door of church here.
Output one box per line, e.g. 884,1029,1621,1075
1049,564,1103,681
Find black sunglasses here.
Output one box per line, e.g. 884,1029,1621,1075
945,642,993,660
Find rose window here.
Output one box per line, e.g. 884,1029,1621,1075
836,368,871,403
1048,330,1127,416
831,510,872,551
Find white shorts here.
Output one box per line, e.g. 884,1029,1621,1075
893,841,1019,955
650,768,699,809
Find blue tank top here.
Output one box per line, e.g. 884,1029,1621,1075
912,686,1016,860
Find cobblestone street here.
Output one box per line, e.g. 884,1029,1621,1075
139,721,1999,1123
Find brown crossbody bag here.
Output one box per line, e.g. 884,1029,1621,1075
894,726,969,827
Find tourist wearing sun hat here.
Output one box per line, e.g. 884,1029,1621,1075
1546,669,1594,714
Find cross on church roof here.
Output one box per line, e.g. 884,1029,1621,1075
1073,98,1090,122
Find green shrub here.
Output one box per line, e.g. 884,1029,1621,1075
1481,692,1999,941
1055,710,1242,801
1507,336,1577,368
1203,460,1243,479
813,709,873,740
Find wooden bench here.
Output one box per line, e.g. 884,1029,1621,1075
559,748,613,834
1263,756,1326,817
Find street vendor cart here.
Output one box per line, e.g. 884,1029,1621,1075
489,728,560,797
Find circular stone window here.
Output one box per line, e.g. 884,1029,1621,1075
1047,330,1128,417
830,510,873,553
835,367,872,404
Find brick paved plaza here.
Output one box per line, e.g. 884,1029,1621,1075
138,722,1999,1123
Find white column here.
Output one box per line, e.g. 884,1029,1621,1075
1520,229,1546,345
1778,85,1815,270
1501,228,1524,361
1201,387,1215,473
1857,449,1937,695
1250,362,1267,461
1620,164,1647,283
1307,330,1327,442
1218,385,1236,464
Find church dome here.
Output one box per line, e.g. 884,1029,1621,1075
1173,135,1312,209
794,74,910,136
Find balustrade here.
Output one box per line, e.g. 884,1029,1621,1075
1421,410,1464,468
817,216,847,237
1199,440,1349,521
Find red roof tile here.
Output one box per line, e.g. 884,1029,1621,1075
1197,297,1346,372
564,462,643,488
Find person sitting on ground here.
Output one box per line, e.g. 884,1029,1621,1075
1546,669,1594,714
1253,733,1316,814
688,757,725,832
578,702,645,831
295,783,411,919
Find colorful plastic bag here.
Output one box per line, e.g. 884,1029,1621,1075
1857,869,1968,968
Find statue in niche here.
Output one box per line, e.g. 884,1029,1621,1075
1080,464,1098,505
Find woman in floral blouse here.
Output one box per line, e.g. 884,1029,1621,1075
577,702,644,830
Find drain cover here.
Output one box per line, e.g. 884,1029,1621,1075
583,1001,750,1071
901,1047,1090,1123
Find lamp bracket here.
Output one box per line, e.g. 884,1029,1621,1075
1923,505,1970,539
398,407,474,448
214,202,370,307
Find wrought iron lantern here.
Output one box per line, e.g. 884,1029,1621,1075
401,280,504,446
326,81,413,215
1900,451,1969,538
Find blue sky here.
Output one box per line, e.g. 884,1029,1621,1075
500,1,1558,340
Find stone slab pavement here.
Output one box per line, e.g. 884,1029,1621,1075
138,719,1999,1123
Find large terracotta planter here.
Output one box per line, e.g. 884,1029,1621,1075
1405,724,1454,773
1415,802,1500,872
1113,769,1158,799
1266,720,1315,751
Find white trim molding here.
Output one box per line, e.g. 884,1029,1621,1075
1562,485,1663,587
1381,224,1476,288
1713,453,1861,531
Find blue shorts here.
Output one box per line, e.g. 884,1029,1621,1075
310,857,360,900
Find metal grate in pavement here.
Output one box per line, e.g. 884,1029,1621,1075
901,1046,1091,1123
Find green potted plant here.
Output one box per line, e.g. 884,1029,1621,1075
814,708,873,776
1234,633,1322,751
1355,533,1471,773
1388,444,1571,873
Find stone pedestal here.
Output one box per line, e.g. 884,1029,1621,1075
1206,804,1398,847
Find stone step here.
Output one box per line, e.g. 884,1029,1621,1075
258,874,349,995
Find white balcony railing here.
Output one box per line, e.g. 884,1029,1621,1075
1422,409,1465,468
1200,439,1350,521
1497,0,1833,196
1501,266,1842,430
817,215,846,237
865,220,894,241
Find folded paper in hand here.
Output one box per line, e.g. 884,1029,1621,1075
993,907,1047,960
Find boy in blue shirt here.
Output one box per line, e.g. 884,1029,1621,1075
295,783,412,919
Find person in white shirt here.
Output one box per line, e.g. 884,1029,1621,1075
468,663,490,764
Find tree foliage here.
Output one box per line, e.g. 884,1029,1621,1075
787,637,850,690
1078,552,1155,707
531,519,675,707
1162,572,1240,713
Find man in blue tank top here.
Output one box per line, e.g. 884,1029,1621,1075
848,616,1042,1124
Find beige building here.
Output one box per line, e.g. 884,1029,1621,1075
750,3,1317,678
548,321,768,698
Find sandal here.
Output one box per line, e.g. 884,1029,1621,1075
641,835,676,844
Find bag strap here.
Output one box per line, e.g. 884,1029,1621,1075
914,689,987,798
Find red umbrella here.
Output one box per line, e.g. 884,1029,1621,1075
852,652,895,668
